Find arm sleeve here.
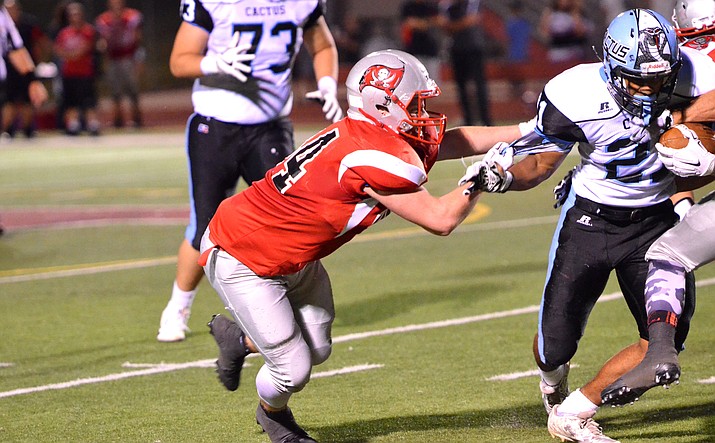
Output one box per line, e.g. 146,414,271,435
338,149,427,195
180,0,213,33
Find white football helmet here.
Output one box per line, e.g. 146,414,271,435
345,49,446,146
673,0,715,40
602,9,681,119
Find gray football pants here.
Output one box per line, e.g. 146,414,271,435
646,190,715,271
201,229,335,408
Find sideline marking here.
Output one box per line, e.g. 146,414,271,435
0,363,382,399
698,377,715,384
0,363,14,368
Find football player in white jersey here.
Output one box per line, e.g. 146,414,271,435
462,8,715,442
600,0,715,407
157,0,344,342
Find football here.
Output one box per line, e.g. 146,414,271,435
659,122,715,153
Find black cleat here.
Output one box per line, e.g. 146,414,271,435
207,314,249,391
601,323,680,406
256,403,317,443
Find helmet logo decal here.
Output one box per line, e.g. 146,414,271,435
359,64,405,93
637,27,671,73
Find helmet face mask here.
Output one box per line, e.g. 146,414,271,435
346,49,446,146
673,0,715,40
602,9,681,119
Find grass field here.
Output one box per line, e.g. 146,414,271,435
0,129,713,443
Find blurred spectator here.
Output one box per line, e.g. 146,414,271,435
333,16,363,66
360,18,399,56
95,0,144,129
505,1,530,63
48,0,72,130
400,0,442,81
2,0,51,140
504,0,532,101
601,0,626,27
54,1,100,136
440,0,492,126
538,0,593,64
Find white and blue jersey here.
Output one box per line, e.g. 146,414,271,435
180,0,324,124
535,63,675,208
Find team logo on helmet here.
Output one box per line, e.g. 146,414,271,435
359,65,405,93
637,27,672,73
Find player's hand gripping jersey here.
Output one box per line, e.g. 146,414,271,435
181,0,325,124
206,117,436,276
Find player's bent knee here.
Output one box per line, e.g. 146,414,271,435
311,344,332,366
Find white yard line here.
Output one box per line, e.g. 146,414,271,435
486,365,580,382
2,280,713,398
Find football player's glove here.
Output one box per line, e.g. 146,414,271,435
656,135,715,177
305,76,343,123
553,167,575,209
459,160,512,195
459,142,514,195
200,32,254,82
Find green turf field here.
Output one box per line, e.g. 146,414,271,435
0,130,713,442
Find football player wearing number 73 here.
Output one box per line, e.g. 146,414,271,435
158,0,345,345
198,49,530,442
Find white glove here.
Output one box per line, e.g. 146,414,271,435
483,141,515,169
656,130,715,177
305,76,343,123
200,32,254,82
458,160,513,194
655,109,673,130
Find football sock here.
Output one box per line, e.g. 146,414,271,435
645,260,686,316
540,363,567,387
170,280,197,310
557,389,598,416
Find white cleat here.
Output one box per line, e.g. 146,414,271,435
157,305,191,342
547,405,620,443
540,362,570,415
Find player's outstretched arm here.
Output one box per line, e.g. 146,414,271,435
438,119,535,161
364,184,479,236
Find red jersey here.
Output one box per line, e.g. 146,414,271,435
95,8,142,59
207,117,437,276
55,24,96,78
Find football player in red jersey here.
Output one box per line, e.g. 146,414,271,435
199,49,526,442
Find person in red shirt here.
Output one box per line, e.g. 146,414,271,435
54,1,100,136
95,0,143,128
200,49,527,442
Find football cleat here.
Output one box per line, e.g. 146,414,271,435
157,305,190,342
207,314,249,391
601,322,680,406
540,362,570,415
548,405,620,443
256,403,317,443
